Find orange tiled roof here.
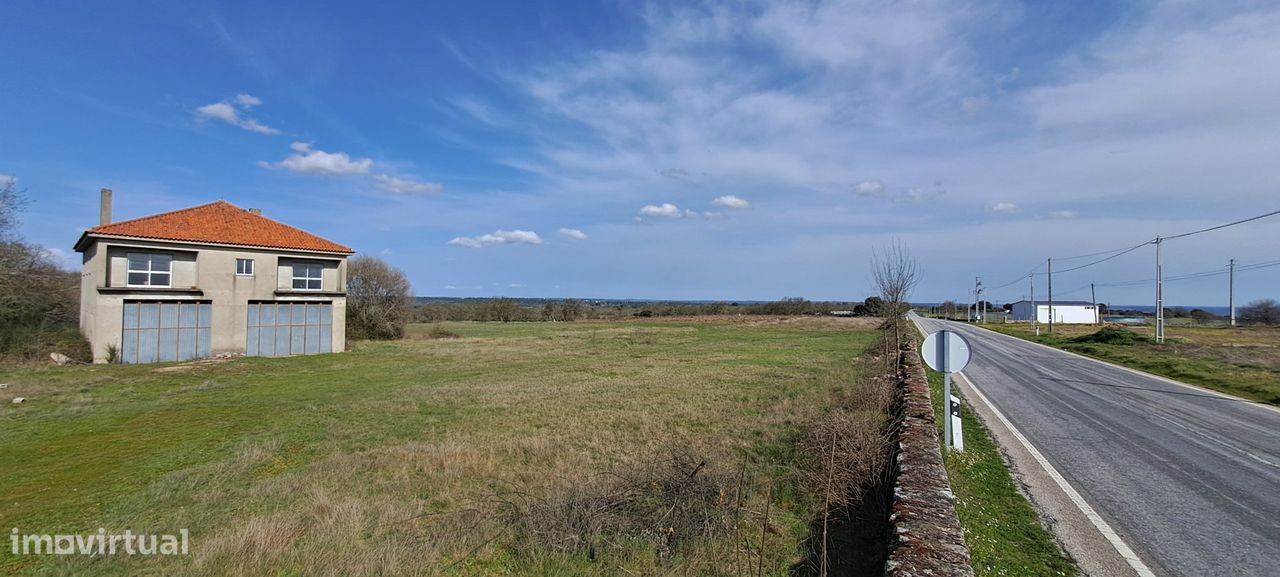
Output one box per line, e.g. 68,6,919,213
78,200,354,254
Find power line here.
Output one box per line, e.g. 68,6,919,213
1052,240,1154,274
1164,209,1280,240
989,262,1045,289
1090,259,1280,288
1052,244,1150,262
979,209,1280,302
984,259,1280,302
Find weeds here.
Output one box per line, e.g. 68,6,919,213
496,448,738,563
1069,327,1156,345
791,322,902,577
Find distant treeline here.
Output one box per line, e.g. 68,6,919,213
412,296,890,322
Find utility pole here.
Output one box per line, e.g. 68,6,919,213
972,277,980,323
1091,283,1098,325
1155,237,1164,343
1229,258,1236,327
1047,258,1054,335
976,277,984,324
1030,273,1038,335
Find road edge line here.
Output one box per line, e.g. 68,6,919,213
956,372,1158,577
972,323,1280,415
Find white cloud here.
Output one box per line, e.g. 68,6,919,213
990,202,1021,214
447,229,543,248
711,195,750,209
443,285,457,290
448,96,497,125
402,1,1280,302
559,227,588,240
510,1,991,196
1024,7,1280,137
854,180,885,196
234,93,263,108
639,203,682,218
195,94,279,135
1049,210,1077,219
375,174,443,194
894,188,946,204
508,283,526,288
262,142,373,175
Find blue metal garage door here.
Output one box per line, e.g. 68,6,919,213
121,301,212,364
246,301,332,357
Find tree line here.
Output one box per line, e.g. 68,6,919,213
0,179,89,361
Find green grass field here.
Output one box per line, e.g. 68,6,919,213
981,323,1280,404
0,317,882,576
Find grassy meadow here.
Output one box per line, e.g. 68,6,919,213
981,323,1280,404
1,317,886,576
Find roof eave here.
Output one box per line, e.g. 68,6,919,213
74,233,355,256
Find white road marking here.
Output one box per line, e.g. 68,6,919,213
957,372,1158,577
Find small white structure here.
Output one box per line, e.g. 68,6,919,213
1009,300,1098,324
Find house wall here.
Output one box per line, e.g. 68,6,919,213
81,238,347,362
1047,305,1098,324
1010,302,1097,324
78,243,100,346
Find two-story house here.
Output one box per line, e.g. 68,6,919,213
74,190,355,363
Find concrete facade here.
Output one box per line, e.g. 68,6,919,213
1009,300,1098,324
78,237,348,363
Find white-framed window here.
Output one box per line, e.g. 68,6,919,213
236,258,255,276
291,262,323,291
126,253,172,287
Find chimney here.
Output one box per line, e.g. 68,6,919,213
247,208,262,215
99,188,113,226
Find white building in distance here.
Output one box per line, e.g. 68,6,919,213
1009,300,1099,324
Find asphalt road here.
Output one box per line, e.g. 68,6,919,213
911,315,1280,577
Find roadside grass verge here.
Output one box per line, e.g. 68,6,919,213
912,324,1077,576
922,367,1077,576
0,317,885,576
981,323,1280,405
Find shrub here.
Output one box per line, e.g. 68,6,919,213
0,238,85,362
1240,299,1279,326
1069,327,1155,346
346,256,413,340
0,323,91,363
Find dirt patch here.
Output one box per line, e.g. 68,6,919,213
153,358,232,373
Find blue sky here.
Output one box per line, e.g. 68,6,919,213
3,0,1279,306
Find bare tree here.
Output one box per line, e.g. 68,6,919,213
870,240,918,316
0,176,29,241
870,240,918,354
1240,299,1279,326
346,255,413,340
558,298,583,321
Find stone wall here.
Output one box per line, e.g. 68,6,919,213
885,340,975,577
